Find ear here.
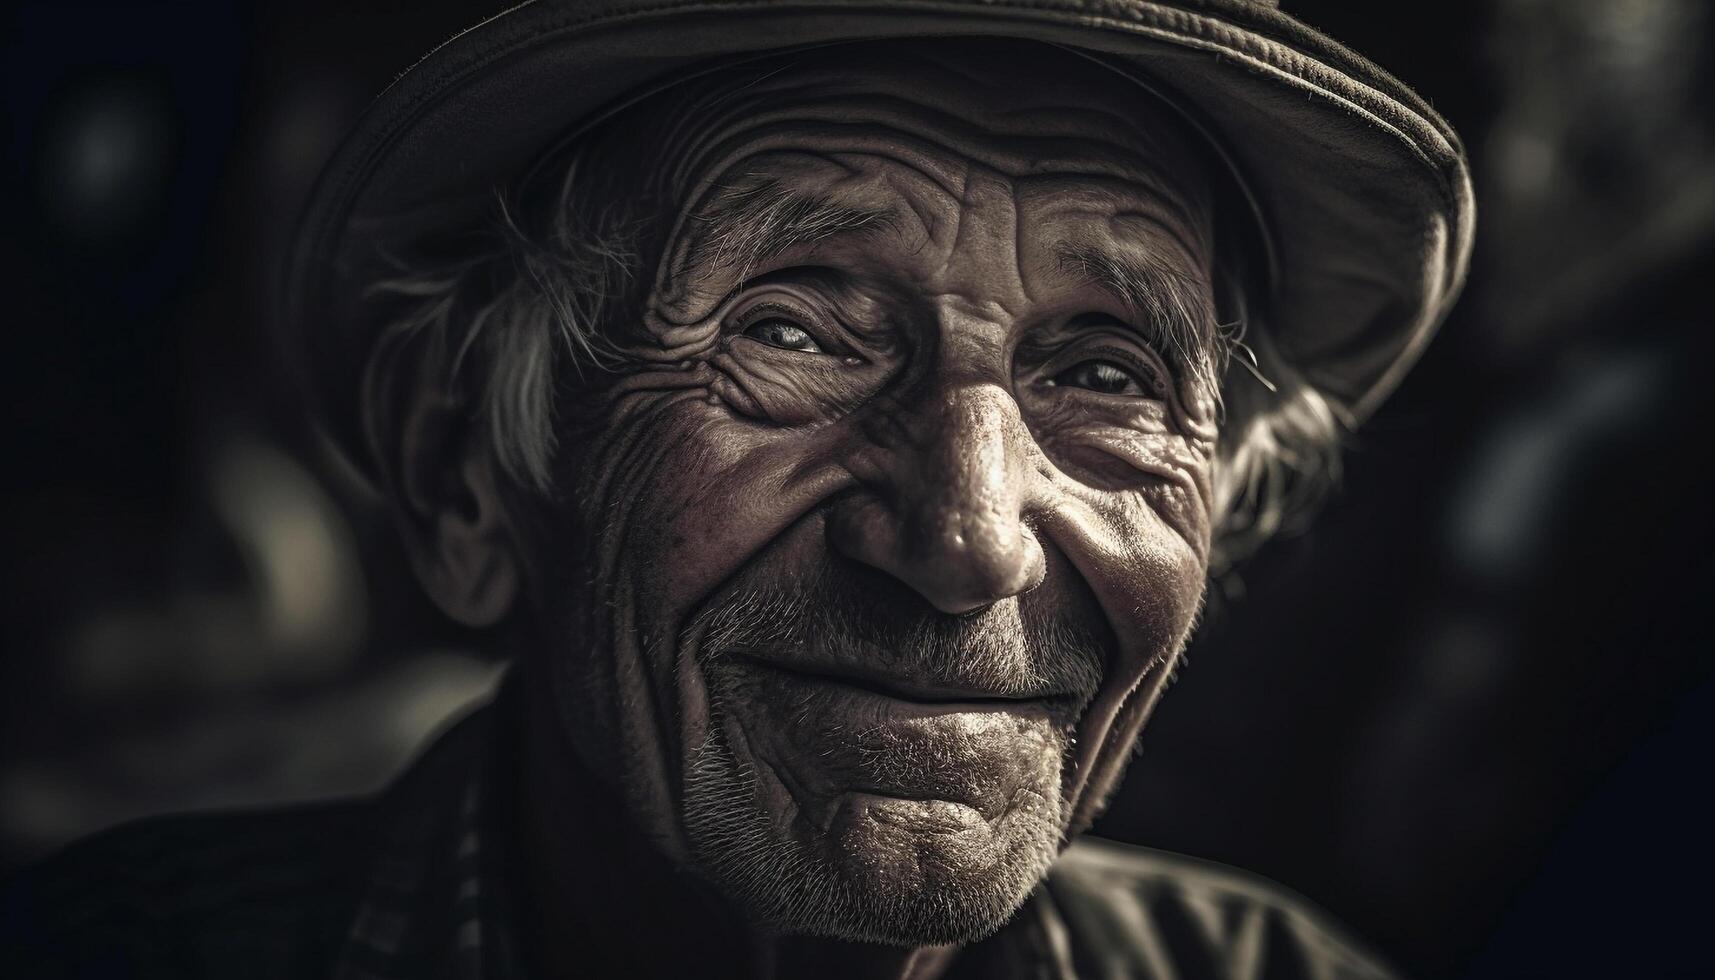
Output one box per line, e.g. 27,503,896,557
392,391,521,628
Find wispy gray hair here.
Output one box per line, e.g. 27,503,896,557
362,139,645,497
360,118,1339,572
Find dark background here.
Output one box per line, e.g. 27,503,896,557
3,2,1712,976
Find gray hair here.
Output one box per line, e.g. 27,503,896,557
361,133,648,501
361,115,1340,573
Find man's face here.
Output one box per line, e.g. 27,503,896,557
527,42,1221,945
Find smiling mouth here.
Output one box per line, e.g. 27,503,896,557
725,651,1065,709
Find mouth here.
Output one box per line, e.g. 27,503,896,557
708,649,1080,820
724,651,1071,715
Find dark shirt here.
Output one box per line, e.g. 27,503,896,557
4,693,1398,979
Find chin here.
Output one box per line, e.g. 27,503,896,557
682,699,1071,946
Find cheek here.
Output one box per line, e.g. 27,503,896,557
572,391,846,625
1114,496,1207,644
1022,392,1216,562
544,391,853,833
1064,483,1208,655
1018,391,1215,716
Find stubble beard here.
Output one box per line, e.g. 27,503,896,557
677,579,1110,947
681,701,1071,947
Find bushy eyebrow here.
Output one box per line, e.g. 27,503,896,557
1053,240,1224,390
676,176,901,284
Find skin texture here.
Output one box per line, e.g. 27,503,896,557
396,40,1225,980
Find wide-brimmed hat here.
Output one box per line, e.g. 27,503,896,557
283,0,1473,464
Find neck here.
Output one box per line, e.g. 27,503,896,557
508,668,962,980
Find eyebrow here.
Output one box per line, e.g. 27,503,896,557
676,177,901,284
1054,240,1225,389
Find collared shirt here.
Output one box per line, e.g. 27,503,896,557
5,692,1398,979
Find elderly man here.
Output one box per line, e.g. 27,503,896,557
7,1,1470,977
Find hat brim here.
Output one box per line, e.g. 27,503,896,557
283,0,1473,460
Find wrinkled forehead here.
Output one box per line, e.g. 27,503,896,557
646,38,1218,251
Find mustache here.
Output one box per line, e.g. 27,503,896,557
686,566,1108,701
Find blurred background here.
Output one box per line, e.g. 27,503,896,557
2,1,1711,976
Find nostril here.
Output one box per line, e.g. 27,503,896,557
830,499,1045,614
990,532,1046,599
909,508,1045,611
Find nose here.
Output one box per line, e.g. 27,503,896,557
829,381,1048,615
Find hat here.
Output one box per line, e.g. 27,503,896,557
283,0,1473,461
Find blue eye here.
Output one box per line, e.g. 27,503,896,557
1051,360,1148,396
744,317,823,353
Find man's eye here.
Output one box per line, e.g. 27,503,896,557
744,318,823,353
1049,360,1149,396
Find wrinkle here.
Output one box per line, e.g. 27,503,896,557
537,38,1225,949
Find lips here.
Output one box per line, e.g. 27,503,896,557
708,650,1074,821
724,650,1074,714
